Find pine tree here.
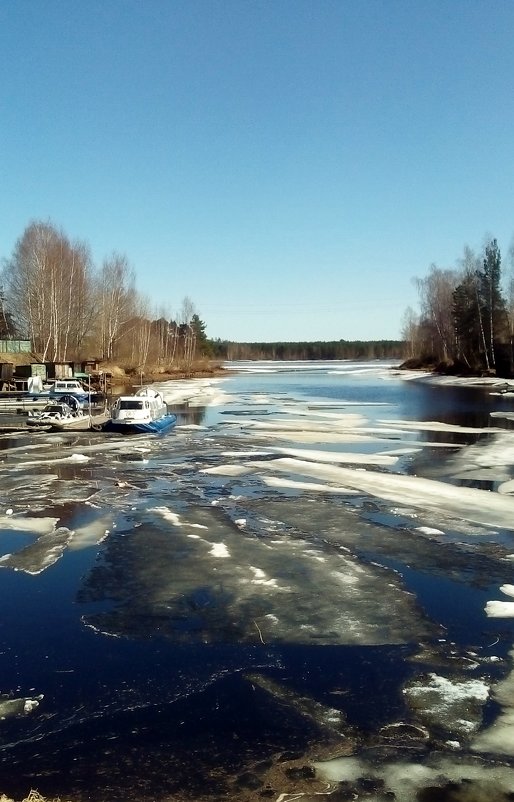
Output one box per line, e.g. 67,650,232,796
478,239,508,370
452,275,481,369
190,314,211,356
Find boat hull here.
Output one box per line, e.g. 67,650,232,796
49,412,109,431
103,413,177,435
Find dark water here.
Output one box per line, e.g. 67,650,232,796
1,362,514,800
214,360,501,430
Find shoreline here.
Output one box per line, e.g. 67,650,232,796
396,367,514,391
140,365,235,383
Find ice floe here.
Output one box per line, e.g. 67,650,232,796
0,526,73,574
485,585,514,618
485,601,514,618
249,457,514,529
150,506,208,529
201,464,255,476
68,515,116,550
404,673,489,736
415,526,445,535
473,647,514,756
8,452,90,468
261,476,359,494
3,361,514,799
379,418,494,434
308,400,391,407
269,445,400,466
315,755,514,801
79,503,430,646
231,413,367,430
152,377,229,408
498,479,514,494
0,514,59,534
0,693,43,720
209,542,230,558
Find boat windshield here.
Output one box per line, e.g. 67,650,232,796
54,382,83,392
119,400,144,410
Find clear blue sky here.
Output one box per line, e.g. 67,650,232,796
1,0,513,342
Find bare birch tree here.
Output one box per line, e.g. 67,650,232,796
401,306,419,359
415,265,459,361
98,253,136,360
2,222,206,371
3,222,53,354
130,297,152,369
2,221,94,361
506,240,514,372
168,320,179,363
179,296,196,364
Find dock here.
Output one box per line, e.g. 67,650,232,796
0,396,50,413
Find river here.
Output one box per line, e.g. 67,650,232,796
1,360,514,801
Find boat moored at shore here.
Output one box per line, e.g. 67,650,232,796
0,378,105,413
26,401,84,430
103,387,177,434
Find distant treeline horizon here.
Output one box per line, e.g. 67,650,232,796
210,339,406,361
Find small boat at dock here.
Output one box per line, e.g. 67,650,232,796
48,379,104,406
26,401,84,431
103,387,177,434
27,400,109,432
0,378,104,413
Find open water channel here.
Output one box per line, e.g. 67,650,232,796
2,360,514,801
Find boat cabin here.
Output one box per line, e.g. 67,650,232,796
104,388,175,434
118,399,146,411
50,379,87,395
110,388,168,425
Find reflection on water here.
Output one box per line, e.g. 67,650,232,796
402,382,496,427
169,401,207,426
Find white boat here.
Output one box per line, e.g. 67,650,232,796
103,387,177,434
0,378,102,414
26,401,85,430
48,379,92,407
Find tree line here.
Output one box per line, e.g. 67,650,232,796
211,339,404,361
0,220,211,368
13,220,506,373
402,237,514,377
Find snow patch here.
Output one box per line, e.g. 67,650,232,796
150,506,208,529
209,542,230,558
0,515,59,534
473,648,514,755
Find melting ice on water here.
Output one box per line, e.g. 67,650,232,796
2,363,514,798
